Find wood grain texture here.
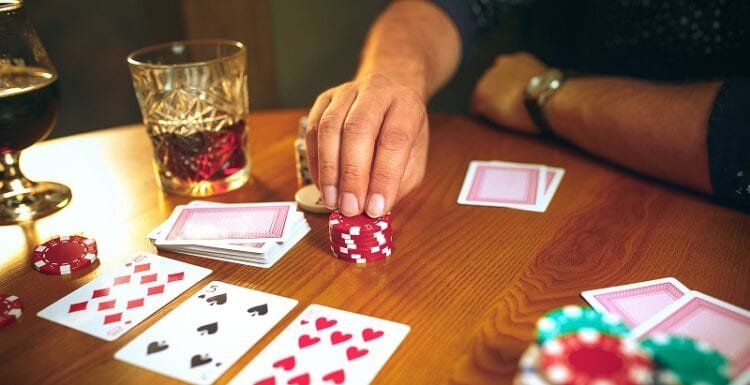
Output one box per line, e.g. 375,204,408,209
0,110,748,385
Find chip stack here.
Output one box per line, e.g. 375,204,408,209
294,116,314,187
514,305,652,385
514,305,733,385
328,211,393,264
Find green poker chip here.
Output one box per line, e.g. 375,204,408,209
535,305,630,344
640,335,731,385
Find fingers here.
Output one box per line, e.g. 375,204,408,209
365,91,425,217
337,92,388,216
306,91,332,189
316,85,358,209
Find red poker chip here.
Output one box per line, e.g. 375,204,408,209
330,227,392,239
32,235,98,275
328,211,392,235
329,235,393,248
0,294,23,328
332,243,393,256
540,331,654,385
333,251,389,264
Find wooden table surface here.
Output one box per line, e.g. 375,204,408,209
1,109,748,385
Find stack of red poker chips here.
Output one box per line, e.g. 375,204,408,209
328,211,393,264
0,294,23,328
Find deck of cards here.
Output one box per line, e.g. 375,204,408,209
457,160,564,212
149,201,311,268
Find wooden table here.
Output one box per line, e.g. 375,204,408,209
1,110,748,385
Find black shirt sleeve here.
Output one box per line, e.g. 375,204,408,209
430,0,531,64
707,77,750,211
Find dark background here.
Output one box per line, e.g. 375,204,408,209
21,0,520,139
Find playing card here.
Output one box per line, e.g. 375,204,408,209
37,253,211,341
155,202,299,245
539,167,565,212
457,160,550,212
115,281,297,385
630,291,750,382
581,277,690,328
228,304,410,385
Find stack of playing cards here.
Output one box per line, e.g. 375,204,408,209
457,160,565,212
149,201,310,268
582,277,750,383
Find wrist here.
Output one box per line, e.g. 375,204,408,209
524,68,565,137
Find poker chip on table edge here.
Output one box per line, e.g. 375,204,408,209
0,294,24,328
294,184,331,214
328,211,392,235
539,331,654,385
639,334,732,385
31,235,98,275
535,305,630,344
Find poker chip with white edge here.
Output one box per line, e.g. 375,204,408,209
31,235,98,275
0,294,23,328
540,330,655,385
328,211,391,235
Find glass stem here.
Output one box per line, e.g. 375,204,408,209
0,152,33,194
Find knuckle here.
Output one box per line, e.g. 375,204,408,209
342,115,373,136
318,161,338,177
371,167,398,185
379,128,413,151
340,163,366,183
317,114,341,135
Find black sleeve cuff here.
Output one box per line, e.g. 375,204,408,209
707,77,750,211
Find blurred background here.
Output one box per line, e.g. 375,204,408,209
26,0,521,138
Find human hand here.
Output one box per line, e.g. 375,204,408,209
306,73,428,217
471,51,547,134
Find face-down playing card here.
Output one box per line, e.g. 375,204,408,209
228,304,410,385
115,281,298,385
37,253,211,341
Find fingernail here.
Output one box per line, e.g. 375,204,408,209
366,194,385,218
340,192,359,216
322,185,337,209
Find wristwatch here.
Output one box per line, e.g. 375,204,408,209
524,68,565,138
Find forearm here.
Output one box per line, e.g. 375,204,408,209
355,0,461,100
546,77,722,193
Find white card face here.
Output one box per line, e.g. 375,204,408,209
115,281,298,385
228,304,410,385
457,160,556,212
630,291,750,382
581,277,690,328
155,202,299,245
37,253,212,341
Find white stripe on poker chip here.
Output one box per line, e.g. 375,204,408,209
7,295,18,301
338,246,349,254
578,328,600,343
84,253,97,262
329,219,341,225
547,364,571,383
537,317,554,332
8,308,22,319
34,260,45,268
543,339,564,355
84,238,95,246
562,305,583,318
60,265,71,274
376,222,388,230
349,226,361,235
630,367,652,384
370,246,380,253
60,236,69,241
35,246,47,252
